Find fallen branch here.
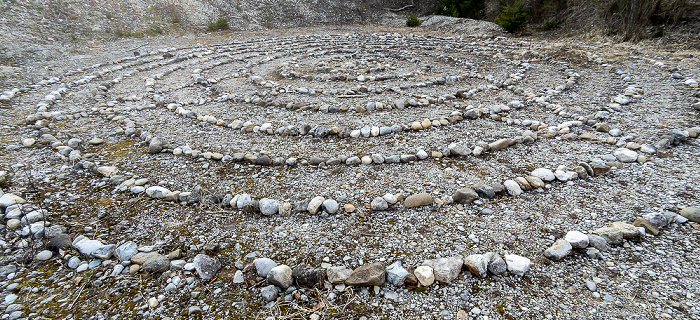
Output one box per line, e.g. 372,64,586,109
386,0,415,12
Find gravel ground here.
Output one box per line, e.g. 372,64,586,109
0,25,699,320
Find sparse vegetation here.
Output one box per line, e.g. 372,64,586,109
406,13,421,27
207,17,230,31
495,0,528,32
147,23,164,36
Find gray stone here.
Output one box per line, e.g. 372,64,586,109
503,180,522,196
485,252,506,275
261,285,279,302
613,148,638,162
232,270,245,284
254,258,278,277
587,234,610,251
448,143,471,156
531,168,555,181
643,212,668,228
267,265,293,289
194,254,221,280
544,239,572,261
148,137,163,154
259,198,280,216
680,207,700,223
473,185,495,198
236,193,252,209
453,188,478,204
72,235,114,259
385,261,408,286
116,241,138,261
67,257,81,269
132,252,170,273
47,234,71,252
464,254,488,278
371,197,388,211
422,255,463,282
35,250,53,261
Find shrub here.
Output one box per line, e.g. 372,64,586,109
147,24,164,36
495,1,528,32
207,17,230,31
434,0,486,19
406,13,421,27
536,18,559,31
114,28,132,38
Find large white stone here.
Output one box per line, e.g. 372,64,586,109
613,148,638,163
505,255,531,276
531,168,555,181
0,194,25,208
414,266,434,286
564,231,589,248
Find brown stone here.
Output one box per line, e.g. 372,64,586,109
345,262,386,286
633,218,659,236
404,193,433,208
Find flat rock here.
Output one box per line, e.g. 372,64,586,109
544,239,572,261
593,227,623,246
96,166,117,177
610,221,640,238
345,262,386,286
131,252,169,273
72,235,115,259
613,148,638,162
115,241,138,261
327,266,353,284
503,180,522,196
0,194,25,208
643,212,668,228
633,218,660,236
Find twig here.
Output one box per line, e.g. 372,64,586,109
386,0,414,12
69,280,87,309
337,94,368,98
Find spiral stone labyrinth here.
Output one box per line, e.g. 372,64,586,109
1,27,699,319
